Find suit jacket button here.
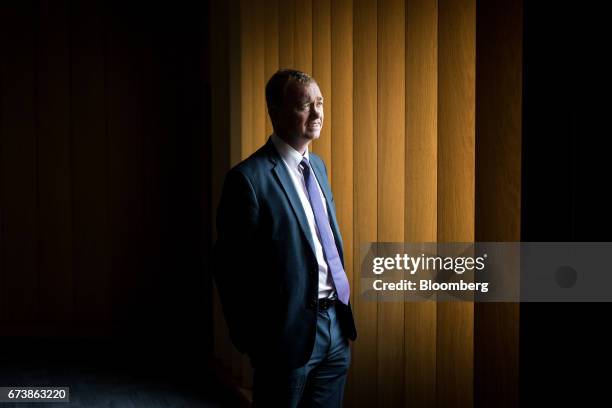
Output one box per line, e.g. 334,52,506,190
309,299,317,308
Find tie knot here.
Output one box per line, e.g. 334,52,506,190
300,157,310,172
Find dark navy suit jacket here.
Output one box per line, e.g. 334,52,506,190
213,138,357,369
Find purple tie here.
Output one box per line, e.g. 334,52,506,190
300,157,350,305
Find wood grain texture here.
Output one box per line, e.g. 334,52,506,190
404,0,438,406
229,0,242,166
252,3,266,151
293,0,313,75
211,0,523,405
264,0,279,137
437,0,476,406
240,0,254,158
350,0,378,405
311,0,332,173
330,0,353,397
377,0,406,406
279,0,295,69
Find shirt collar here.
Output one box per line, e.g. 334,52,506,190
271,133,310,170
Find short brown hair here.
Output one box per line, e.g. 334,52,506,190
265,69,314,110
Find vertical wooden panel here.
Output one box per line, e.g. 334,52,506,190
475,1,522,243
37,0,73,325
240,0,254,158
437,0,475,406
0,1,213,344
264,0,279,137
404,0,438,406
311,0,332,172
330,0,353,396
475,0,522,406
377,0,405,406
71,0,111,326
229,0,242,166
0,1,38,325
216,0,523,405
279,0,295,68
252,3,266,152
293,0,312,75
351,0,378,405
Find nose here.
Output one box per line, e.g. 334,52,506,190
309,105,321,119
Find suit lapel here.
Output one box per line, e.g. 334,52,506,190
268,143,317,257
265,138,344,263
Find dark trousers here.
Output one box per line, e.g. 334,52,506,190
252,304,351,407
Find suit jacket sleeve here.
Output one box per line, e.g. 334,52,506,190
212,168,259,354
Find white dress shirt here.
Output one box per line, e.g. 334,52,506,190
271,133,336,299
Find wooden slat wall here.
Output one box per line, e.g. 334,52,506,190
350,0,378,406
263,0,279,137
405,0,438,406
377,0,406,406
0,1,212,358
312,0,332,173
294,0,313,75
252,2,266,151
330,0,354,399
229,0,242,166
279,0,295,69
210,0,522,405
240,0,254,160
437,0,476,406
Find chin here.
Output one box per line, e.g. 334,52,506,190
304,131,321,140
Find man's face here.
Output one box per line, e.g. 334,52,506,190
277,80,324,143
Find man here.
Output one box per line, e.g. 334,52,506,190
213,69,357,407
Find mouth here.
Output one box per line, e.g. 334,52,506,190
307,122,321,129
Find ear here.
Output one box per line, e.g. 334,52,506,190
268,107,280,124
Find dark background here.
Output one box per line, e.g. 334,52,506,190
0,0,610,406
521,1,611,405
0,0,219,398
